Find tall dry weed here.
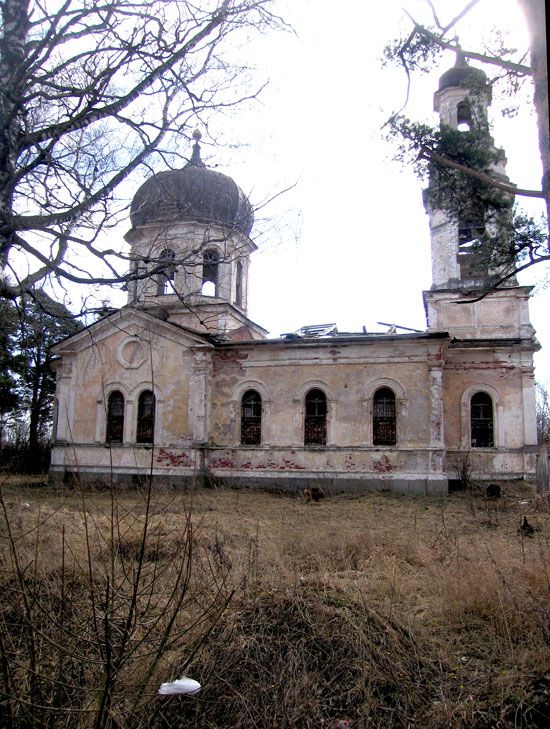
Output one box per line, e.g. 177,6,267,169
0,480,232,729
1,484,549,727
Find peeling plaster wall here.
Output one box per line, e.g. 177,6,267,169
52,314,195,452
424,287,536,340
442,343,538,480
50,313,538,492
444,352,520,446
208,340,440,450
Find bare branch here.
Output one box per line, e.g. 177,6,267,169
403,20,532,76
419,147,545,199
441,0,481,34
0,0,284,302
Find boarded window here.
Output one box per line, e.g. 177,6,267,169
373,387,396,446
202,249,219,296
471,391,494,447
241,389,261,445
156,248,176,295
136,390,155,444
107,391,124,443
304,389,327,446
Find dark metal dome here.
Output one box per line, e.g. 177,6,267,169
130,136,254,236
438,53,488,91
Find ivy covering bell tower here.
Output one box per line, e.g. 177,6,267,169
422,55,535,341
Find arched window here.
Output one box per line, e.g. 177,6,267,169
304,388,327,446
136,390,155,444
456,100,472,132
373,387,396,446
235,260,243,307
107,391,124,443
241,389,261,445
156,248,176,295
471,391,494,447
202,249,219,296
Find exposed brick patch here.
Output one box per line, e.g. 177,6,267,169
209,457,307,472
373,455,395,473
212,350,249,376
344,454,357,470
210,456,234,469
156,448,193,467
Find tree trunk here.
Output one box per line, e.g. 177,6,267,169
0,0,29,267
536,443,549,492
27,353,43,471
28,378,41,465
518,0,550,233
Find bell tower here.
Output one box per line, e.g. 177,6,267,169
423,55,535,341
124,132,267,340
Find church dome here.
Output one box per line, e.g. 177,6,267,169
130,132,254,236
438,53,488,91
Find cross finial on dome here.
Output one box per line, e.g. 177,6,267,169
454,48,467,67
189,128,205,167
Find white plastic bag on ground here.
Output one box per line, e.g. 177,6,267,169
158,676,201,696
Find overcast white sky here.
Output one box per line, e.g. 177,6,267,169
90,0,548,383
221,0,549,384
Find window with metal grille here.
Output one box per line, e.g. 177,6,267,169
373,387,396,446
304,389,327,446
136,390,155,444
471,391,494,447
241,389,261,445
156,248,176,295
107,391,124,443
202,249,219,296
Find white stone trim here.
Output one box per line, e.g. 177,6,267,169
521,365,537,445
188,350,211,444
116,336,148,369
428,366,445,449
363,378,406,401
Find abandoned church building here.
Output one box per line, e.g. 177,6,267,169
50,59,540,494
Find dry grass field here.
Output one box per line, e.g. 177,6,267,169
1,475,549,728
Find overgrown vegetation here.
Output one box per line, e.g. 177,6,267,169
382,0,549,294
1,480,549,727
0,290,82,472
386,106,548,292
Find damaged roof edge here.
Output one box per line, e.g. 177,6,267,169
213,331,450,347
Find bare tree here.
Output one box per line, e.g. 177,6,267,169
536,380,550,444
383,0,549,293
0,0,283,303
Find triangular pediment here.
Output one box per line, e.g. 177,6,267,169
52,306,213,355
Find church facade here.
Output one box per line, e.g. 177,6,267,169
50,60,540,495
